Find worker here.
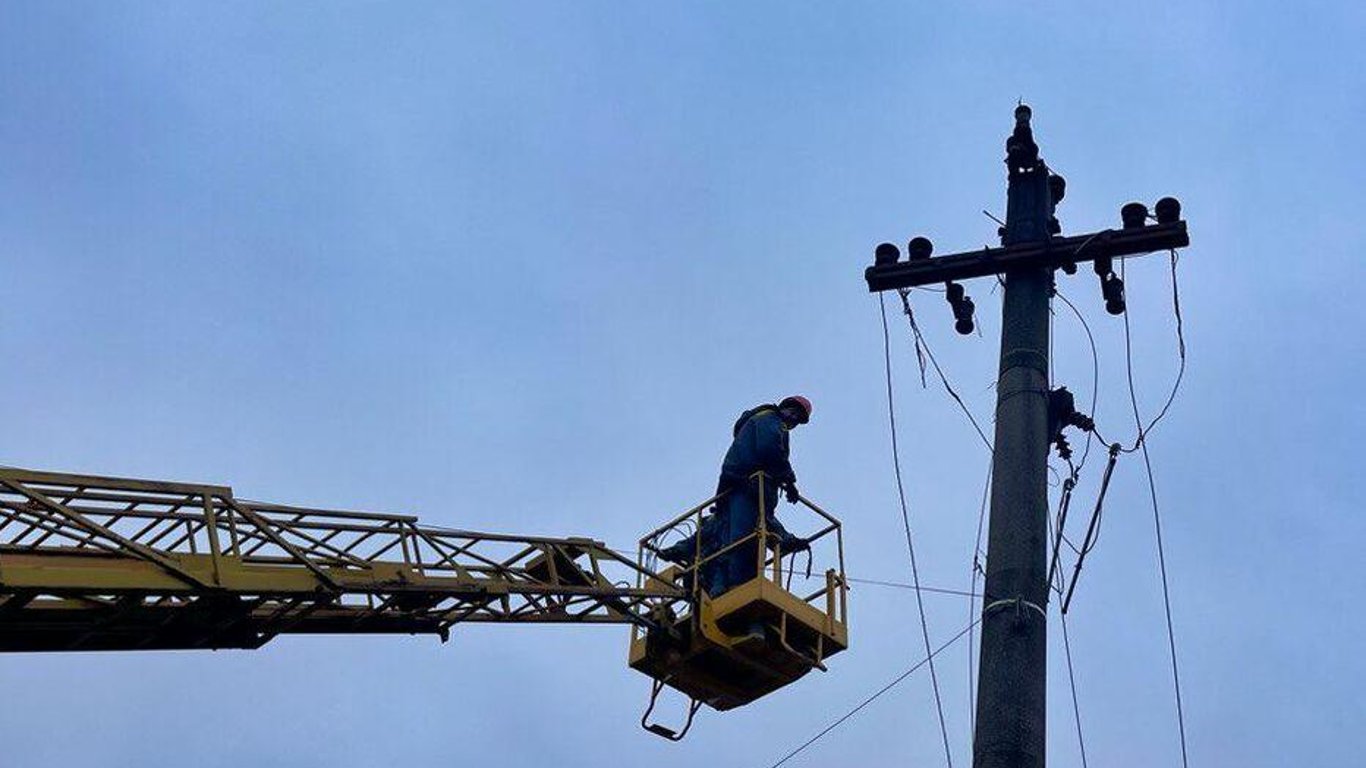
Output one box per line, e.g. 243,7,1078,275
703,395,812,597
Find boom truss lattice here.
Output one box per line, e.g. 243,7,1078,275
0,468,681,652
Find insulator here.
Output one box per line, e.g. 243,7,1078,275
874,242,900,266
1093,254,1113,278
1155,196,1182,224
1121,202,1149,230
1049,174,1066,205
1102,274,1126,315
907,236,933,260
946,281,975,335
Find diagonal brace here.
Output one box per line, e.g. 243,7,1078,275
0,479,212,590
224,499,342,592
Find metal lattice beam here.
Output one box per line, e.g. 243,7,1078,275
0,468,684,652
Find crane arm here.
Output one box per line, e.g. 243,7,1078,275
0,468,683,652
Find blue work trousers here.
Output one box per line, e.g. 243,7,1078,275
703,477,780,597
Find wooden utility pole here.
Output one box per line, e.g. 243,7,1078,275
864,105,1189,768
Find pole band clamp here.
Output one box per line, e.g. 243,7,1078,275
1001,348,1049,374
983,596,1046,620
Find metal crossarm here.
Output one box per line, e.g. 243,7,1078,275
864,221,1189,291
0,468,683,652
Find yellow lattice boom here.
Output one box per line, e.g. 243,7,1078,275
0,467,681,652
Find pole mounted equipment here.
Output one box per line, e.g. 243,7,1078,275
862,105,1191,768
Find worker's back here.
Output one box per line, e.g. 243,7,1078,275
721,406,793,486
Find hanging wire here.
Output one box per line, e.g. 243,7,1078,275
1099,252,1188,453
966,459,992,740
1138,250,1188,441
764,618,981,768
1059,611,1090,768
880,293,955,768
842,577,982,599
1054,289,1100,472
1120,256,1192,768
895,289,994,453
1045,478,1091,768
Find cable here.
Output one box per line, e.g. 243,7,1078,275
764,618,981,768
1137,433,1190,768
1109,252,1187,454
884,289,997,743
1059,610,1090,768
1139,250,1187,441
880,293,955,768
777,570,984,599
1121,260,1191,768
1054,289,1100,472
1043,483,1091,768
845,577,983,599
895,289,995,453
966,459,992,739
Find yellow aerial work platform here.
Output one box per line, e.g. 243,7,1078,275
0,466,846,739
629,474,849,739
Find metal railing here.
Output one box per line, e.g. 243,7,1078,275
634,471,846,629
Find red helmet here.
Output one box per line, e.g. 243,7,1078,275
779,395,813,423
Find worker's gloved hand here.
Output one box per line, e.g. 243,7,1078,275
784,536,810,553
783,483,800,504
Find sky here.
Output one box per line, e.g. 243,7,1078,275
1,3,1362,767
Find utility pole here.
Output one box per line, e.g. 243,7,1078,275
863,105,1189,768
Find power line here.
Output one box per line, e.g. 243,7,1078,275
845,577,983,599
884,289,999,753
1138,250,1187,441
1059,610,1090,768
1100,253,1188,454
894,289,995,454
1121,257,1191,768
1054,289,1100,472
1046,488,1091,768
764,618,981,768
1136,433,1190,768
779,570,984,599
966,458,991,741
880,293,955,768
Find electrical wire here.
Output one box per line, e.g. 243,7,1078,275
764,618,981,768
777,570,984,599
1054,289,1100,472
966,459,992,739
880,293,955,768
1138,250,1187,441
1120,256,1191,768
1136,432,1190,768
1059,610,1090,768
1105,252,1187,454
845,577,983,599
1038,481,1090,768
895,289,994,453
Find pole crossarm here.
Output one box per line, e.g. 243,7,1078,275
0,467,684,652
864,221,1188,292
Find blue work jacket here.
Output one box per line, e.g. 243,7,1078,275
719,405,797,489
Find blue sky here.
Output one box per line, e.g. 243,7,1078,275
1,3,1361,766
